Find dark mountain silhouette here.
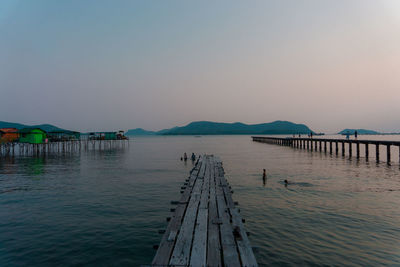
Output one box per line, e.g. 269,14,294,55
0,121,68,132
126,120,313,135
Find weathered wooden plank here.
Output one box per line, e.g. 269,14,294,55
152,159,202,265
226,201,258,266
215,163,241,267
218,168,258,267
169,158,206,266
190,208,208,266
190,156,211,266
207,157,222,267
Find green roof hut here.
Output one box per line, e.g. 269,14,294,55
19,128,47,144
104,132,117,140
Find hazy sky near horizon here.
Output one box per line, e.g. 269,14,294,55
1,0,400,132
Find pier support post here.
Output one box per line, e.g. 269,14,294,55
376,144,379,162
349,142,352,157
342,142,345,156
356,142,360,159
329,142,332,154
324,141,327,152
387,145,391,165
335,141,338,155
365,144,369,160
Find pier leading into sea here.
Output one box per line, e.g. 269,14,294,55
252,136,400,165
151,155,258,267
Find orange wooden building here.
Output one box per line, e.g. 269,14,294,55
0,128,19,143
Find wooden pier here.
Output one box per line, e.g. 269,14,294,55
252,136,400,165
151,155,258,267
0,139,128,157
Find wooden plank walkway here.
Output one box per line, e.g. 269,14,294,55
151,155,258,267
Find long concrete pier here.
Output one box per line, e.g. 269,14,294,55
252,136,400,165
151,155,258,267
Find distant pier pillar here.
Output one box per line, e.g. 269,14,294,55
356,142,360,159
349,141,352,157
335,141,338,155
387,145,391,164
329,141,333,154
365,143,369,160
376,144,380,162
342,142,345,156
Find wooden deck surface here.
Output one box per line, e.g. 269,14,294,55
151,155,258,267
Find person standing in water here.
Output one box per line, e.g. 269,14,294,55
191,153,196,161
183,152,188,161
262,169,267,186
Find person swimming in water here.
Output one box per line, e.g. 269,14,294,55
284,179,289,187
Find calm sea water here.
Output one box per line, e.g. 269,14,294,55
1,135,399,266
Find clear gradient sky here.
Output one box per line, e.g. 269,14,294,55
1,0,399,132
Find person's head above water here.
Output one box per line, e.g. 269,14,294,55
284,179,288,184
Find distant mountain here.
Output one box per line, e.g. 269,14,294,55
125,128,156,135
0,121,68,132
163,121,313,135
338,129,380,135
127,120,314,135
125,126,180,136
